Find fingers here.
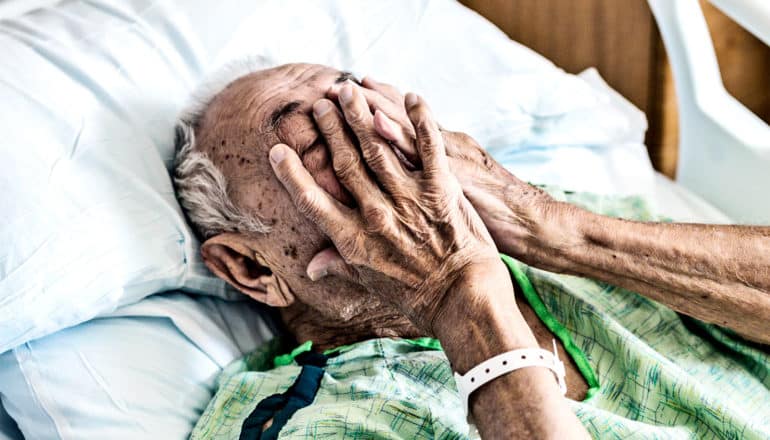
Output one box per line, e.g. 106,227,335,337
373,110,420,171
306,247,356,282
361,76,403,105
269,144,355,238
312,99,383,208
329,81,418,162
336,83,407,193
405,93,449,180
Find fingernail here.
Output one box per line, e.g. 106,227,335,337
405,93,418,108
340,83,353,104
313,100,332,117
269,144,287,164
308,267,327,281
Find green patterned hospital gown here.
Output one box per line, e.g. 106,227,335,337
192,189,770,439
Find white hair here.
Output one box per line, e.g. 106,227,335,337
173,55,277,239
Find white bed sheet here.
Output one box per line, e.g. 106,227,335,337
653,172,733,224
0,293,277,440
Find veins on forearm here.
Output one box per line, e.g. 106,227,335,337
562,215,770,343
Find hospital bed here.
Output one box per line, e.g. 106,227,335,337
0,0,767,439
649,0,770,224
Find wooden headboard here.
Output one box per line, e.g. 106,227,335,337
461,0,770,178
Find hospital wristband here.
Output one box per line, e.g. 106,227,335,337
453,340,567,416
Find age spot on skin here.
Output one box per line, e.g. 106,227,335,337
282,244,299,260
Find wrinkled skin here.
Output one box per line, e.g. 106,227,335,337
194,64,420,346
269,87,502,335
336,76,556,255
193,62,519,344
193,63,587,400
271,83,591,440
260,73,588,399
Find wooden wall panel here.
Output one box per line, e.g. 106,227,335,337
459,0,661,160
460,0,770,179
705,1,770,123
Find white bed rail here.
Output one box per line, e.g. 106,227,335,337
647,0,770,224
710,0,770,47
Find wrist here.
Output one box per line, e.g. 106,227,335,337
434,260,578,438
503,199,591,273
432,260,539,373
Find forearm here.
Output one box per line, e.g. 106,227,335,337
504,202,770,344
434,264,588,438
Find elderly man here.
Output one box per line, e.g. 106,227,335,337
175,62,770,439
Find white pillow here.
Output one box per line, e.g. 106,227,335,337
0,0,233,353
0,0,650,353
0,293,275,440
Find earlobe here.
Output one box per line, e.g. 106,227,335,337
200,233,295,307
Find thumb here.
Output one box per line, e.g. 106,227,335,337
307,247,356,282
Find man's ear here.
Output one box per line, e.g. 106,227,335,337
200,233,295,307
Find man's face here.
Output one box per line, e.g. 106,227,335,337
195,63,390,321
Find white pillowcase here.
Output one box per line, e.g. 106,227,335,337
0,0,651,354
0,293,275,440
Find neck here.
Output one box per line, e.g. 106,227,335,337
280,302,422,351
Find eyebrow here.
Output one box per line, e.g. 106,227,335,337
336,71,361,84
267,72,360,131
269,100,302,130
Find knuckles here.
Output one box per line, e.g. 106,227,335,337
333,150,360,179
363,205,392,232
337,233,367,265
343,106,367,126
318,112,343,134
414,118,439,145
356,129,382,149
295,189,322,216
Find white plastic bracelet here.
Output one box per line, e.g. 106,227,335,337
453,340,567,416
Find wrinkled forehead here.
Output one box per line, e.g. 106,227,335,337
201,63,355,136
192,62,358,211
